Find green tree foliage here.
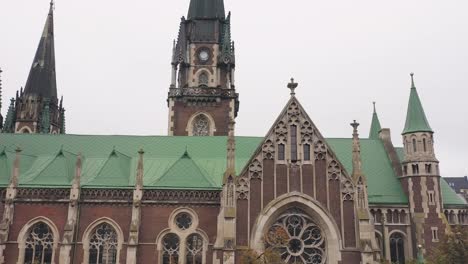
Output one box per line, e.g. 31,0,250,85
427,226,468,264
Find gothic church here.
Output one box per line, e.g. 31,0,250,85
0,1,466,264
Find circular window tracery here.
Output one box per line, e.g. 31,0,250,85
266,208,326,264
175,213,193,230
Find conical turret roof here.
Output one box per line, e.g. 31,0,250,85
402,73,433,134
369,102,382,139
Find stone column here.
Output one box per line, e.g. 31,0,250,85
0,147,21,264
59,154,82,264
126,149,144,264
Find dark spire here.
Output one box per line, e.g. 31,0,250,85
23,1,57,99
0,67,3,130
187,0,225,20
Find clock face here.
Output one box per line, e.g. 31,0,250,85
199,50,209,62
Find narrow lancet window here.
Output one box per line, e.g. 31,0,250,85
290,125,297,161
278,144,285,160
303,144,311,161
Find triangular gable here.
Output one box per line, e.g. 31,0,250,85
238,95,354,184
20,148,76,186
154,151,217,189
83,149,131,187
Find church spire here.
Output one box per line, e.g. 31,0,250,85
187,0,225,20
0,68,3,130
402,73,433,134
23,0,57,99
369,102,382,139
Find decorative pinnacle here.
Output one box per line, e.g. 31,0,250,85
138,148,145,155
287,78,298,96
373,102,376,113
410,72,416,89
351,120,360,131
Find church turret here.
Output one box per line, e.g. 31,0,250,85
167,0,238,136
13,1,65,134
400,73,445,256
369,102,382,139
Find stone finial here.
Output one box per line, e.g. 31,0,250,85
287,78,298,96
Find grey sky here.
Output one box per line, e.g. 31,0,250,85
0,0,467,177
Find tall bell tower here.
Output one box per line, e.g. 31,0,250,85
167,0,239,136
400,73,445,255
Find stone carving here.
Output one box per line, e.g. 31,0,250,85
327,159,341,181
314,140,327,160
342,180,355,201
287,101,301,125
168,87,237,98
192,115,210,136
16,188,70,200
262,140,275,160
81,189,133,201
236,177,249,200
275,121,288,144
249,159,263,180
142,190,220,203
301,121,314,144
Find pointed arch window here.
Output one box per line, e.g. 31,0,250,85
162,233,180,264
192,115,210,136
412,138,417,153
390,233,405,264
303,144,311,161
88,223,118,264
24,222,54,264
186,234,203,264
278,144,285,160
423,138,427,152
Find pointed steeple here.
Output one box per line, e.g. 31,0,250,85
0,68,3,130
369,102,382,139
2,99,15,133
23,1,57,99
402,73,433,134
187,0,225,20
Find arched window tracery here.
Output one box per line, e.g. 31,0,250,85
186,234,203,264
265,208,326,264
24,222,54,264
192,115,210,136
198,72,209,87
159,209,207,264
88,223,118,264
162,233,180,264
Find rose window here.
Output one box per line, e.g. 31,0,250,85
175,213,193,230
266,208,326,264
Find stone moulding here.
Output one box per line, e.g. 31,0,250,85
168,87,238,99
0,188,220,204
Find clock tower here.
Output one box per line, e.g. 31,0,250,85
167,0,239,136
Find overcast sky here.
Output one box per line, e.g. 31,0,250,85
0,0,467,177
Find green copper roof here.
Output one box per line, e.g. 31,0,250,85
369,103,382,139
402,74,433,134
187,0,225,20
328,138,408,205
0,134,410,205
154,151,217,189
395,147,466,206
